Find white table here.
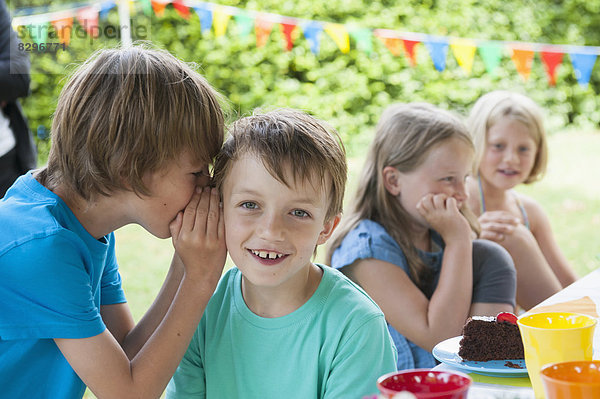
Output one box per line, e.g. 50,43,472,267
433,267,600,399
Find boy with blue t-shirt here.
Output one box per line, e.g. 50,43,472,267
0,46,226,398
166,109,397,399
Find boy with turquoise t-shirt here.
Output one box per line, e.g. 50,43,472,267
166,109,397,399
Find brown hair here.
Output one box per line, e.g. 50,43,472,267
326,103,478,288
468,90,548,184
213,108,347,222
42,44,225,199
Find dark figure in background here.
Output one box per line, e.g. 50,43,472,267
0,0,36,197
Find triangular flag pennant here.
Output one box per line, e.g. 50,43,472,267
28,23,48,44
570,52,597,87
302,22,322,55
234,13,254,37
402,40,419,66
212,7,231,38
172,0,190,19
139,0,152,16
194,6,212,33
255,16,274,47
376,36,402,56
349,28,372,54
540,50,563,86
324,23,349,54
478,42,503,76
280,23,297,51
450,39,477,75
52,17,73,46
510,47,535,81
77,6,100,37
151,0,168,17
425,38,449,71
99,1,116,20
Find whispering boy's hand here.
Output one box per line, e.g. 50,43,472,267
169,186,226,284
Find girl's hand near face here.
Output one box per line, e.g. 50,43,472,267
478,210,520,242
417,193,471,243
169,186,226,285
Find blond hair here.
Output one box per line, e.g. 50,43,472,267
326,103,478,288
42,44,225,199
467,90,548,184
213,108,347,222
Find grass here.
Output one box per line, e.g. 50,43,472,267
83,129,600,398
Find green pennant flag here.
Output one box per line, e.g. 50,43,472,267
28,23,48,45
350,28,372,54
139,0,152,16
478,42,503,76
234,13,254,37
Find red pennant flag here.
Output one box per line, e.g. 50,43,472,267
540,50,563,86
255,16,274,47
510,47,535,81
76,6,99,37
172,0,190,19
280,23,297,51
402,39,419,66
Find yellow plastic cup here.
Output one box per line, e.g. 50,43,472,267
518,312,597,399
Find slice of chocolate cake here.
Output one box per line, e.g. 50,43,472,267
458,312,524,362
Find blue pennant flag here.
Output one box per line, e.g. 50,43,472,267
99,1,116,20
570,51,597,87
425,37,449,72
302,22,323,55
194,6,213,33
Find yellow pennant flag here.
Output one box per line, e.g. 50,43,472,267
324,23,349,54
450,39,477,75
213,7,231,37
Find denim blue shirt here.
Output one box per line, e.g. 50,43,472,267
331,219,516,370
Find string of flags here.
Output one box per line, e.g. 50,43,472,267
11,0,600,87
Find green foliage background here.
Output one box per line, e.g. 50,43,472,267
9,0,600,160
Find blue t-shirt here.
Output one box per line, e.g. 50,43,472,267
0,173,127,398
331,219,516,370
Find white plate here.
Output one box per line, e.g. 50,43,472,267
432,336,528,377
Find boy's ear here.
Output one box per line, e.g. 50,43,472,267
382,166,401,196
317,213,342,245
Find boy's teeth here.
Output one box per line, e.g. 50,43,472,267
252,250,283,259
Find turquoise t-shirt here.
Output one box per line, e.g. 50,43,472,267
166,265,397,399
0,173,127,398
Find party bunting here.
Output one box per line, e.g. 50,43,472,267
450,38,477,75
172,0,190,19
510,46,535,81
10,0,600,88
234,13,254,37
302,21,322,55
280,22,297,51
212,7,230,37
570,52,597,86
478,42,503,76
403,40,419,67
77,6,99,37
425,38,449,72
255,15,274,47
324,23,349,54
349,28,372,55
194,6,212,33
540,50,563,86
52,17,74,45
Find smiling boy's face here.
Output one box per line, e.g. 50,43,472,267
221,153,338,294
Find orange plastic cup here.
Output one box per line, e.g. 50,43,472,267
541,360,600,399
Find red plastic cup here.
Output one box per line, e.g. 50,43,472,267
377,369,472,399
